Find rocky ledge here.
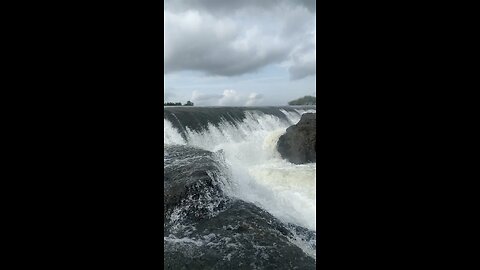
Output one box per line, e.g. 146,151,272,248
277,113,316,164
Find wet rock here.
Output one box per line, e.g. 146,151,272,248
277,113,316,164
164,145,316,269
164,145,230,222
164,200,316,270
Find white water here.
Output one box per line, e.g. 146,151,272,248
164,109,316,233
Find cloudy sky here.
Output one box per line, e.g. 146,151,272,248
164,0,316,106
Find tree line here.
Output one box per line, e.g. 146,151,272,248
288,96,316,105
164,101,194,106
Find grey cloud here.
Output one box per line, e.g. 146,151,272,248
289,60,316,80
164,10,294,76
165,0,316,14
297,0,316,13
288,33,316,80
164,0,316,78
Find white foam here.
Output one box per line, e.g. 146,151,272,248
164,119,185,145
288,231,317,260
164,235,204,247
164,110,316,232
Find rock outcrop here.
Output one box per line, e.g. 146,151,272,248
277,113,316,164
164,145,317,269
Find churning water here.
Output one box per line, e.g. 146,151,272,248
164,106,316,269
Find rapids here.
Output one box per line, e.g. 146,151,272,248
164,106,317,266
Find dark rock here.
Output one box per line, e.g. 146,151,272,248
277,113,316,164
164,145,316,269
164,200,316,270
164,145,231,223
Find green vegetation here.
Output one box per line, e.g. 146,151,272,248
164,102,182,106
288,96,316,105
164,101,194,106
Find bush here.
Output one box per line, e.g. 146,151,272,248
288,96,316,105
164,102,182,106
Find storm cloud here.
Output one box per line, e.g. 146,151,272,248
164,0,316,80
165,0,316,15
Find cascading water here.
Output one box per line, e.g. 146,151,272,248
164,106,317,268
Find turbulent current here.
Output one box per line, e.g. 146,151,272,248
164,106,316,269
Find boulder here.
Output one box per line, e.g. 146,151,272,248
164,145,229,221
277,113,316,164
164,145,317,269
164,200,316,270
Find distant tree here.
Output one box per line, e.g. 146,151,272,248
164,102,182,106
288,96,316,105
184,101,194,106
